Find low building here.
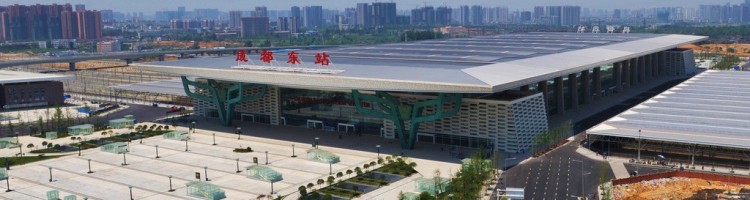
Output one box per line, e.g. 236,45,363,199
96,40,121,53
0,71,73,110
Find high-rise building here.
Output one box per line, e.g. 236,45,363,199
61,8,79,39
278,17,288,31
229,11,242,28
459,5,470,25
356,3,371,27
177,6,185,19
240,17,269,37
560,6,580,26
411,6,435,26
470,5,483,25
435,6,451,25
101,9,114,25
533,6,545,21
547,6,562,25
74,4,85,11
371,2,396,26
344,8,356,26
303,6,323,28
657,8,670,23
75,10,102,40
0,4,95,41
289,16,299,33
613,9,622,19
252,6,268,17
520,11,532,23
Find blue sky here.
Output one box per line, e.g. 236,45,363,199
2,0,746,13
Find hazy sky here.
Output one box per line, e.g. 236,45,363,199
2,0,746,13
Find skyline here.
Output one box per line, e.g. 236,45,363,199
2,0,747,13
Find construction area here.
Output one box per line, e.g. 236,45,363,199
612,171,750,200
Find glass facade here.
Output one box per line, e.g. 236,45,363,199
279,88,383,135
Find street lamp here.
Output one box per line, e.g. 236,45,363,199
329,162,333,175
212,133,216,145
376,145,381,158
121,152,128,166
15,133,21,156
128,185,133,200
637,129,641,163
48,167,52,182
185,139,189,152
191,121,196,133
139,131,143,144
236,127,242,140
87,159,93,174
167,175,175,192
571,159,588,199
204,166,209,181
291,144,296,157
155,145,160,158
265,151,269,165
4,170,11,192
236,158,241,173
314,137,320,149
77,138,82,156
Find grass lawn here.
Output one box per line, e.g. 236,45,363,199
2,155,64,166
29,148,63,154
347,177,388,186
317,186,362,198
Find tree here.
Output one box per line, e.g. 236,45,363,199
306,183,314,190
326,176,335,185
54,106,63,131
355,167,362,175
346,169,353,177
433,169,442,195
37,116,44,134
316,179,324,186
26,143,34,149
336,172,343,179
42,141,48,147
298,186,307,197
418,191,434,200
363,163,370,171
377,158,384,165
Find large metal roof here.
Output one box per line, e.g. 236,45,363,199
587,70,750,149
0,70,73,84
134,32,707,93
110,79,191,96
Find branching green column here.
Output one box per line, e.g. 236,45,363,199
351,90,461,149
181,76,267,126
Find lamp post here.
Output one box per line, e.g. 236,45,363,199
315,137,319,149
236,158,241,173
15,133,21,156
191,121,196,133
121,152,128,166
139,131,143,144
329,162,332,175
185,139,189,152
212,133,216,145
291,144,296,157
236,127,241,140
571,159,588,199
128,185,133,200
155,145,160,158
637,129,641,163
167,175,175,192
77,138,82,156
204,166,209,181
5,170,11,192
376,145,381,158
87,159,93,173
265,151,269,165
48,167,52,182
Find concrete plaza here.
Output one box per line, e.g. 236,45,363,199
0,119,466,200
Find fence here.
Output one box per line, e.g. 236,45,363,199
612,170,750,185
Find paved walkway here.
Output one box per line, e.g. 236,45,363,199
358,173,424,200
609,161,630,179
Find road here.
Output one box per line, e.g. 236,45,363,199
501,135,612,200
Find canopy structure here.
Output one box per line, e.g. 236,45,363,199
100,142,129,154
245,165,283,182
0,137,18,149
46,190,59,200
63,195,77,200
186,181,226,200
109,118,134,129
415,177,451,196
0,169,7,180
45,132,58,139
306,149,340,164
163,130,189,141
68,124,94,136
587,70,750,149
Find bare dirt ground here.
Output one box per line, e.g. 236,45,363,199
613,177,750,200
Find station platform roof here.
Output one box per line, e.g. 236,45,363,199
133,32,706,93
587,70,750,149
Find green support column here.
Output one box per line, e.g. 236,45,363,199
180,76,267,126
351,90,461,149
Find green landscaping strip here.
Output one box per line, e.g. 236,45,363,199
2,155,64,166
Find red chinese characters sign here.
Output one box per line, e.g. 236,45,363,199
260,50,274,63
314,52,330,66
235,50,248,62
287,51,301,65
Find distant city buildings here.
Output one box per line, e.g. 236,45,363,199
96,40,120,53
240,17,269,37
0,4,102,41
